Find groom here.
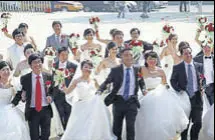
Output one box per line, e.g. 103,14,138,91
12,53,53,140
171,45,204,140
97,48,146,140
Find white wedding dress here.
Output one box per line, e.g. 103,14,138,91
0,88,30,140
61,81,117,140
199,104,214,140
135,77,190,140
161,55,174,84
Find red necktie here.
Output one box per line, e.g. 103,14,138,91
35,75,42,112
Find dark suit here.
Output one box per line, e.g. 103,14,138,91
98,64,146,140
194,54,214,105
171,61,204,140
12,72,53,140
52,61,77,129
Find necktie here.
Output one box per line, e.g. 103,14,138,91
56,35,60,48
205,56,212,59
35,75,42,112
187,64,195,97
123,68,131,100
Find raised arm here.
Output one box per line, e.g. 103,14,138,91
95,30,111,44
195,26,204,47
3,31,13,39
29,36,38,51
95,60,105,74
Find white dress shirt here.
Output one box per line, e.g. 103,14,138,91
184,61,198,93
31,73,48,108
55,34,61,43
203,55,214,85
118,65,135,96
59,61,67,69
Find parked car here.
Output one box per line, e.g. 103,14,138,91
51,1,83,12
80,1,116,12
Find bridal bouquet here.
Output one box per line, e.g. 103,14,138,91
0,12,12,33
197,16,208,27
162,24,175,40
52,65,76,89
89,49,102,66
129,40,143,63
89,17,100,30
205,22,214,42
69,33,80,55
198,73,206,93
44,47,56,60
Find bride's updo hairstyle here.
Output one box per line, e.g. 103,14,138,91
81,60,94,69
0,61,12,71
0,61,11,71
144,51,159,67
168,33,178,41
107,42,117,51
83,28,95,38
178,41,190,54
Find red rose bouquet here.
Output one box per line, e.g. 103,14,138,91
89,16,100,31
1,12,12,33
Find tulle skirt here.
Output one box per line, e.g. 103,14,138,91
135,85,190,140
0,104,30,140
61,95,117,140
199,104,214,140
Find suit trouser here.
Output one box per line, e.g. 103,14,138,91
205,83,214,105
112,97,138,140
55,98,71,130
28,106,52,140
180,1,187,12
181,92,203,140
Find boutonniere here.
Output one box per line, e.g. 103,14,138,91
60,34,67,43
45,80,52,92
198,73,206,90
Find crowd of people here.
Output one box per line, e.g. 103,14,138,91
0,19,214,140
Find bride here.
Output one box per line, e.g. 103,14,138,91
0,61,30,140
95,42,121,85
135,51,190,140
61,60,117,140
160,34,181,79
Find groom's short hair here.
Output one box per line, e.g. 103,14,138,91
58,46,69,54
28,53,44,65
120,48,132,55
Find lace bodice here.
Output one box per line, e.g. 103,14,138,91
75,81,96,100
144,77,162,90
0,88,13,106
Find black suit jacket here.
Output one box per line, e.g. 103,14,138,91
12,72,54,121
52,61,77,101
98,64,146,108
171,61,203,92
